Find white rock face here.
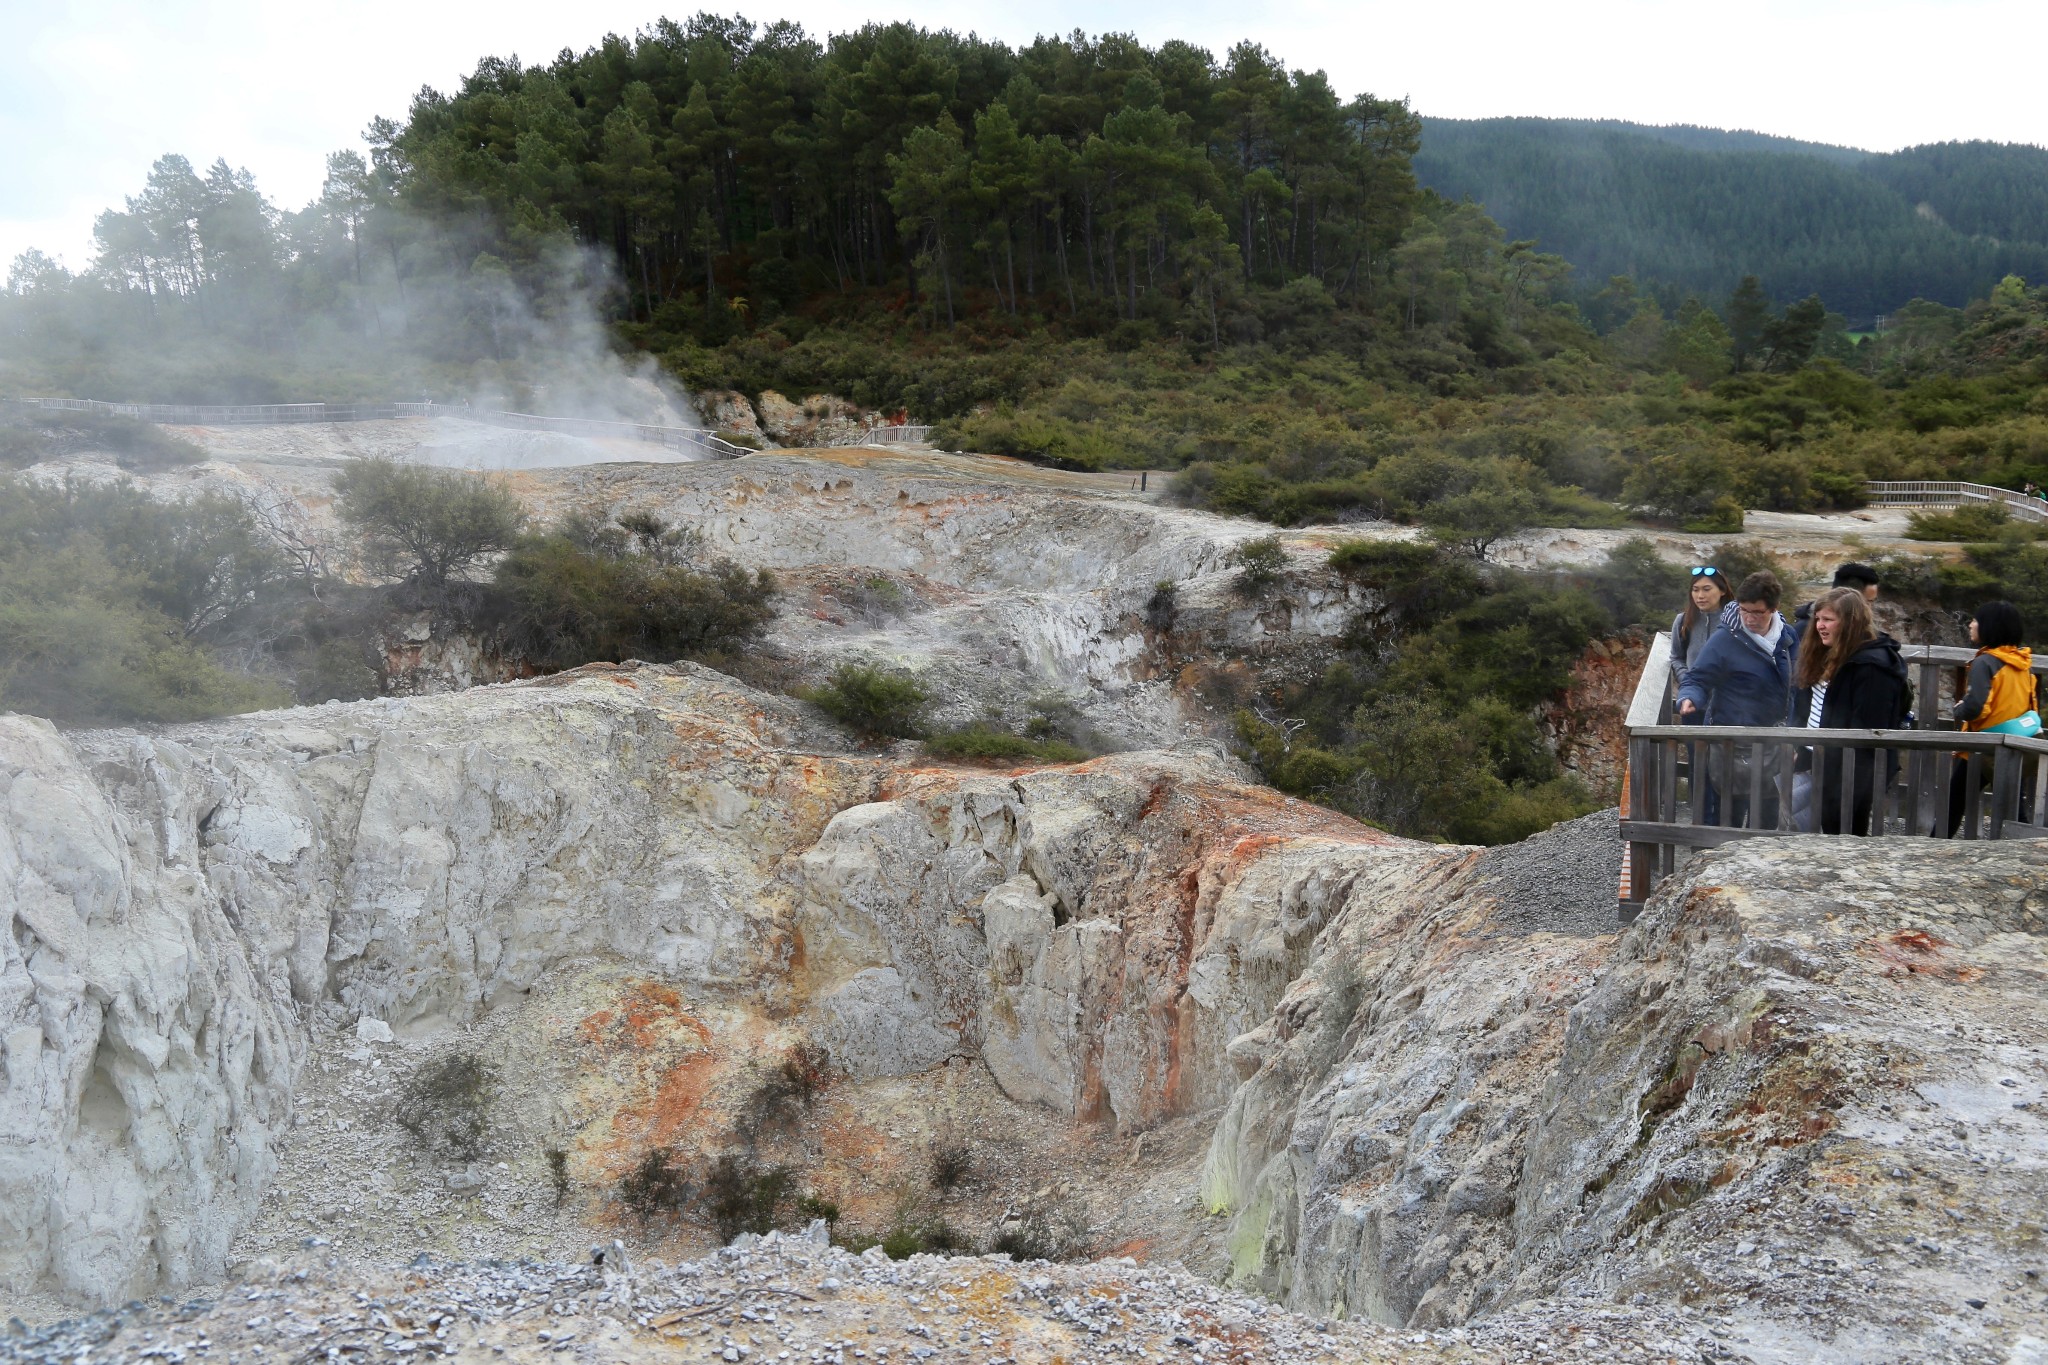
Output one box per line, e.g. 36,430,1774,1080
0,666,876,1306
0,664,1399,1308
0,717,297,1305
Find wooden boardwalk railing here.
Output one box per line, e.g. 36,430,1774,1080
832,425,934,448
1864,479,2048,523
1619,634,2048,918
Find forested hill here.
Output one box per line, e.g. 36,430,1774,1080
1476,119,1870,165
1415,118,2048,322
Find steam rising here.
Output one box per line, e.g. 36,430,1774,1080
0,151,710,468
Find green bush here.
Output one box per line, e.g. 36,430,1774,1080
1561,537,1690,630
925,721,1088,765
1905,502,2013,541
1869,552,1947,602
1328,540,1487,643
804,664,929,738
1235,557,1610,843
1953,540,2048,624
879,1225,926,1260
743,1041,831,1131
705,1154,795,1241
1423,477,1540,559
1230,535,1288,596
494,521,777,668
0,410,205,471
298,634,382,703
797,1192,841,1225
0,475,291,724
334,460,526,586
617,1147,688,1225
929,1135,972,1193
1683,496,1746,534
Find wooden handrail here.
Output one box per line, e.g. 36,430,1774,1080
1630,724,2002,748
1864,479,2048,523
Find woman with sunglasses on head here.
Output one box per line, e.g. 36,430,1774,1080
1790,587,1910,835
1673,567,1732,683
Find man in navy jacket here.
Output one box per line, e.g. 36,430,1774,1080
1677,572,1798,826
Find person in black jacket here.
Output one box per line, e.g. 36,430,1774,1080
1790,562,1880,633
1791,587,1911,834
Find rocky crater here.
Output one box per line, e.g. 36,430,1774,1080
4,657,2045,1360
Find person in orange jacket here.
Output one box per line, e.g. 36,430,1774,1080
1943,600,2039,835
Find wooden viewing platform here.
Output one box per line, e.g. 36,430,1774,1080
1619,631,2048,918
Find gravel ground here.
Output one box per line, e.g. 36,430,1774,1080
0,1231,1576,1364
1470,807,1623,938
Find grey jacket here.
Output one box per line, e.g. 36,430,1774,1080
1671,609,1722,673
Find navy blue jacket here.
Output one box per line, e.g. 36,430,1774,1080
1677,617,1797,726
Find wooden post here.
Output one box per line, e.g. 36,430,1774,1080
1964,750,1986,838
1627,736,1657,912
1991,740,2017,839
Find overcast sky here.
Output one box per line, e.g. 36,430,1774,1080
5,0,2044,271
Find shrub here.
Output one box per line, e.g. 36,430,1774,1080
0,475,295,724
1953,540,2048,623
1869,552,1946,602
1423,481,1540,559
0,410,204,471
334,460,526,586
1328,540,1487,642
879,1225,925,1260
1230,535,1288,596
546,1148,570,1206
986,1216,1060,1262
1705,540,1792,602
780,1042,831,1107
495,527,777,668
706,1155,795,1241
617,1147,688,1225
985,1203,1090,1262
926,721,1088,765
1905,502,2013,542
797,1193,841,1225
298,634,382,703
840,575,908,618
396,1052,498,1163
804,664,929,738
745,1041,832,1130
929,1135,972,1194
1683,496,1746,534
1621,439,1741,527
874,1214,972,1260
1563,537,1689,630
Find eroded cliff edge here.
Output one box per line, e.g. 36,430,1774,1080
4,662,2045,1359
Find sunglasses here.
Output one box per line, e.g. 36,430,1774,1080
1689,566,1719,577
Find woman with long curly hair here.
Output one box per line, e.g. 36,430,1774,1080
1791,587,1910,834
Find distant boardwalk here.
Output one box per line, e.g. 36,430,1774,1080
1864,478,2048,523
